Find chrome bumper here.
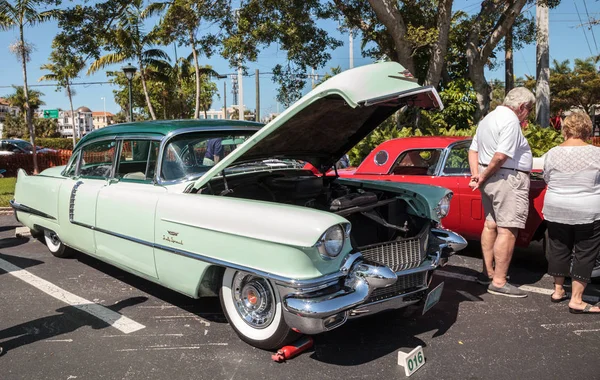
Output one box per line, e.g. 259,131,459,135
279,229,466,335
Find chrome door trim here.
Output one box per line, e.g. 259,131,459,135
9,199,56,220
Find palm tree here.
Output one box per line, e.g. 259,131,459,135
88,0,169,120
5,86,45,115
145,0,228,119
0,0,58,173
39,47,85,147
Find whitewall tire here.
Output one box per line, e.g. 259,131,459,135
220,268,298,350
44,230,74,258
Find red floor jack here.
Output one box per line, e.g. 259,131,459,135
271,336,314,362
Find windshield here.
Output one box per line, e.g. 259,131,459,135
160,132,255,181
223,158,305,175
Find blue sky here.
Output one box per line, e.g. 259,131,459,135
1,0,599,118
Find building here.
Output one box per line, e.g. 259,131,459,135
0,98,20,136
57,106,94,138
197,105,256,121
92,111,115,129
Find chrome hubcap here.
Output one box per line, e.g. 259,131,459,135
49,232,60,246
232,272,275,329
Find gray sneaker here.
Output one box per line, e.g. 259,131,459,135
487,283,528,298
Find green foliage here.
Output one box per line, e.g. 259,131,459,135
348,118,415,166
2,114,26,139
3,86,45,114
523,124,563,157
222,0,342,105
525,57,600,116
420,78,478,130
36,137,76,150
0,177,16,207
2,114,60,139
349,114,564,168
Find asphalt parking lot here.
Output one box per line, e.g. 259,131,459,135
1,214,599,380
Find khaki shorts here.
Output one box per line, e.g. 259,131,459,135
479,166,530,229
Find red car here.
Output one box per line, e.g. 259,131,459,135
337,136,548,248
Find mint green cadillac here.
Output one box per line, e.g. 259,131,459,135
12,62,466,350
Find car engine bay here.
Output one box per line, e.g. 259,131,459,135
199,170,431,248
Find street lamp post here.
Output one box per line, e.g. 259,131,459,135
121,63,137,122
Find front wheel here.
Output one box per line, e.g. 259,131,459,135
44,230,74,258
220,268,298,350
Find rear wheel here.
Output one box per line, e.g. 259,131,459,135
220,268,298,350
44,230,74,258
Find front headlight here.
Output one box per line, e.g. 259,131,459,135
316,224,348,259
435,193,452,218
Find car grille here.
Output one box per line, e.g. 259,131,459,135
359,228,427,272
366,272,427,303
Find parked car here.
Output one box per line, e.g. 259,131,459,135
12,62,467,350
0,139,57,155
336,136,600,277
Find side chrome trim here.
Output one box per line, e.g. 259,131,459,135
9,199,57,220
69,218,361,289
68,181,84,222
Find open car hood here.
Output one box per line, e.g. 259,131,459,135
192,62,443,190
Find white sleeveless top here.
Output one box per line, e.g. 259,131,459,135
542,145,600,224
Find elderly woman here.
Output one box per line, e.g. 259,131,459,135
543,112,600,314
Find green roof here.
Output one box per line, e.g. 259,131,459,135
76,119,264,149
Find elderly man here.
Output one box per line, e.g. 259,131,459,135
468,87,535,298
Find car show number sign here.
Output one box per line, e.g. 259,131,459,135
397,345,425,377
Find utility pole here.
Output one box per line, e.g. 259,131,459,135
234,9,244,121
536,0,550,128
238,67,244,121
255,69,260,122
349,29,354,69
223,81,227,119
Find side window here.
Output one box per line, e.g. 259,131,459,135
64,151,81,177
79,140,116,178
443,145,470,175
117,140,159,181
389,149,442,176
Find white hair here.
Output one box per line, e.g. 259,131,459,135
503,87,535,109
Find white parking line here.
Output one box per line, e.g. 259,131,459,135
436,270,600,303
116,343,228,352
573,329,600,336
0,257,145,334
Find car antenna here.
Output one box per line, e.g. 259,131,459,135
220,170,233,196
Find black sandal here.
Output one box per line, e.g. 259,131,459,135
550,289,568,303
569,304,600,314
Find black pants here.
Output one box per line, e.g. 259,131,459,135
546,220,600,283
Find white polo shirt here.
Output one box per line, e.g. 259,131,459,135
469,106,532,172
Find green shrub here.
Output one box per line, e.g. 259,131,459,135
36,138,76,151
349,115,561,167
523,124,563,156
